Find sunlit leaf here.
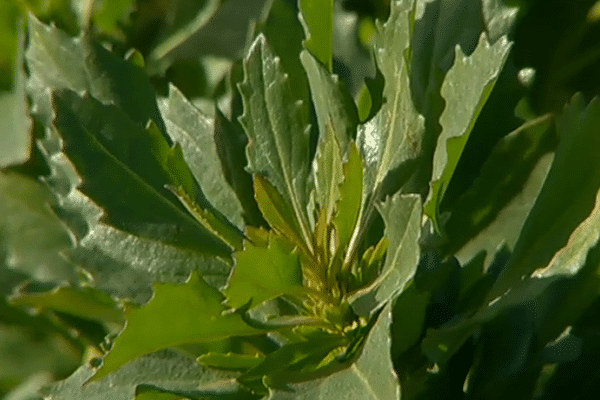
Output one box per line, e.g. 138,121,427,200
93,272,260,381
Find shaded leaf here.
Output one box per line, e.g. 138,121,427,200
43,349,251,400
350,193,421,316
442,115,555,268
238,34,312,248
299,0,333,71
267,303,399,399
224,233,303,309
93,272,260,381
425,33,512,231
490,94,600,299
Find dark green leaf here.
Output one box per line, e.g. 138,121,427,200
238,34,312,248
350,194,421,316
49,89,231,256
442,115,555,268
267,303,399,399
425,33,512,231
93,272,260,381
490,94,600,299
299,0,333,71
224,233,303,309
26,15,164,131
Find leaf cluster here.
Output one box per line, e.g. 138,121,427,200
2,1,600,400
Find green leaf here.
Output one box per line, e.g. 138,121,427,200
254,175,309,255
300,49,358,151
442,115,555,268
425,33,512,232
298,0,333,71
238,34,312,248
49,89,231,257
158,85,244,228
391,281,429,359
489,95,600,299
312,122,344,225
0,23,31,168
267,303,400,399
9,285,124,326
93,272,260,381
241,331,348,392
43,349,252,400
224,233,303,309
357,0,425,197
214,109,266,228
0,172,75,283
26,15,164,131
148,0,220,62
409,0,517,191
334,143,364,255
197,352,264,371
349,194,422,316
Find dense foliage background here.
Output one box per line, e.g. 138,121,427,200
2,0,600,399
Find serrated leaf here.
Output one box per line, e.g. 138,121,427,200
489,95,600,299
254,175,310,255
425,33,512,231
224,233,303,309
334,143,364,255
298,0,333,71
0,23,31,168
409,0,517,191
238,34,312,248
158,84,244,228
357,0,425,197
26,15,164,131
43,349,251,400
49,89,231,257
349,194,421,316
267,303,399,399
0,172,75,283
93,272,260,381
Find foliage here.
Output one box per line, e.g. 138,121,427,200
2,0,600,399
